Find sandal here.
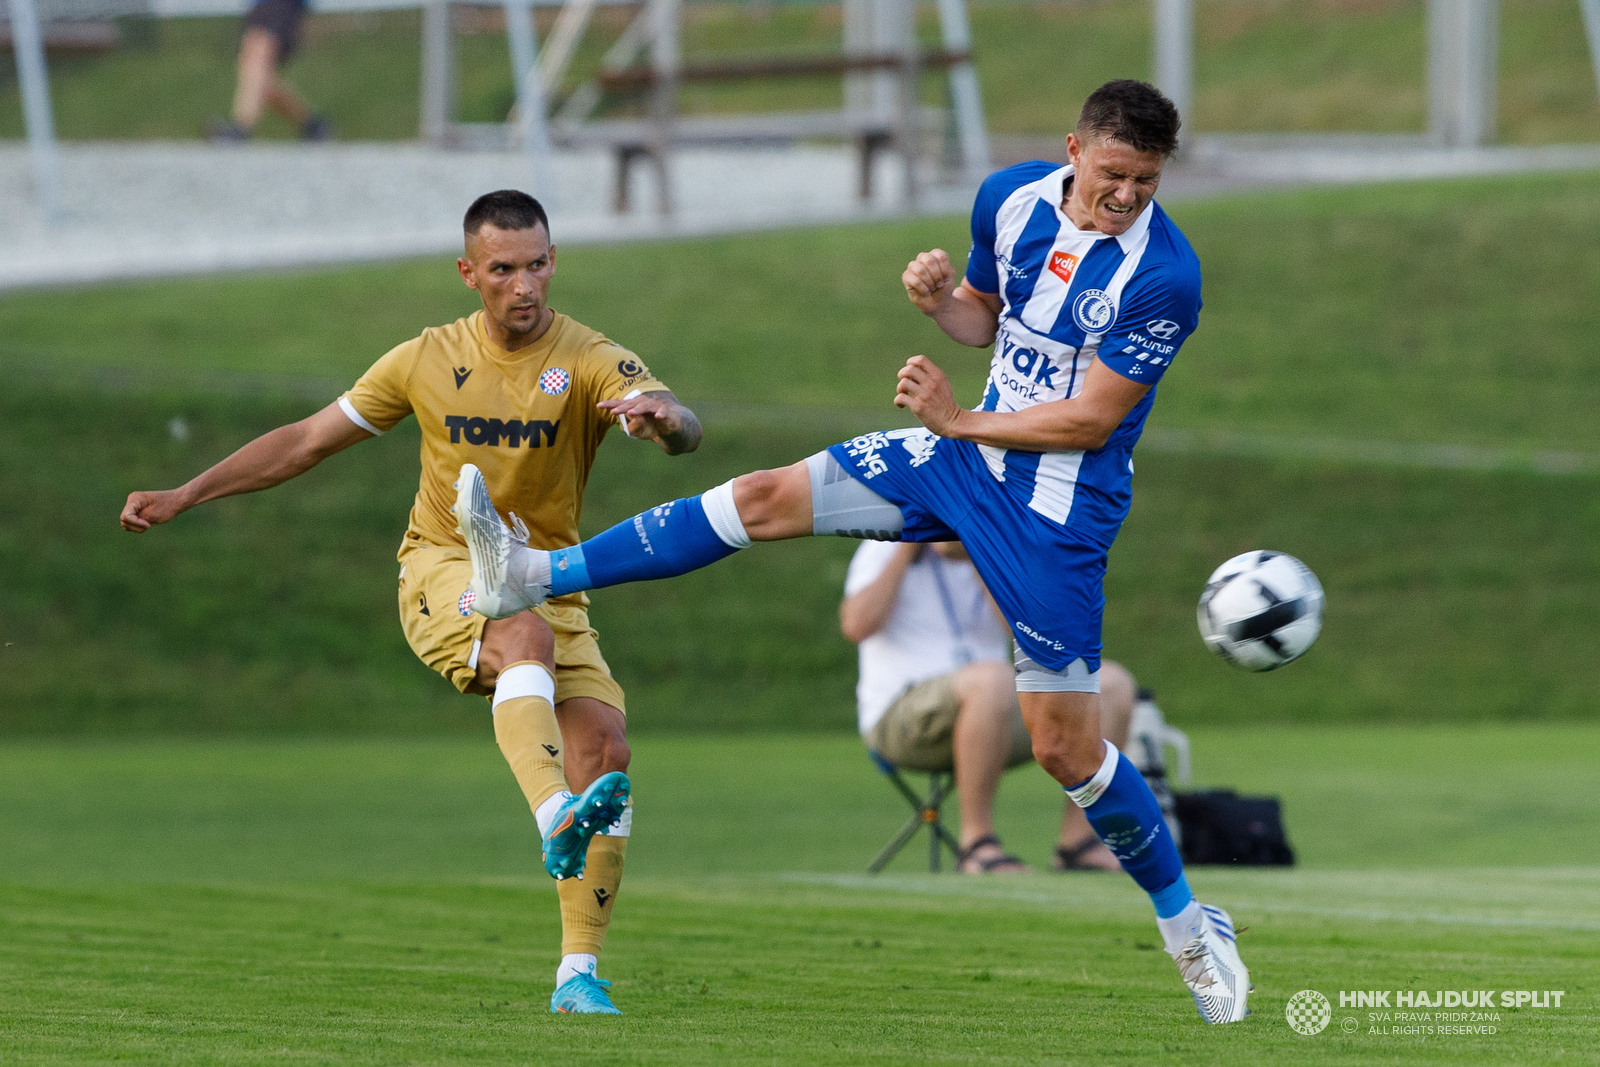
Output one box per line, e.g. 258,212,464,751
956,834,1030,874
1052,837,1121,872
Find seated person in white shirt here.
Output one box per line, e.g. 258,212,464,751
841,539,1136,874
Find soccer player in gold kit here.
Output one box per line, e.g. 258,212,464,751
119,190,702,1015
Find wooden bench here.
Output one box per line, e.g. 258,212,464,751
554,50,965,213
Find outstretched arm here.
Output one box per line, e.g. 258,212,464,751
120,401,373,532
902,248,1003,348
595,390,703,456
839,543,922,643
894,355,1150,453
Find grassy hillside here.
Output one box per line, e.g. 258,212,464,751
2,0,1597,143
1,173,1598,733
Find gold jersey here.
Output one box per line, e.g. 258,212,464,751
343,309,667,593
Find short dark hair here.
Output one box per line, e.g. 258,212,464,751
463,190,549,237
1076,80,1181,157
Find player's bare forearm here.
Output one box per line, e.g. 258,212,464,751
894,356,1149,453
937,403,1121,452
119,402,371,532
929,284,1002,347
596,390,702,456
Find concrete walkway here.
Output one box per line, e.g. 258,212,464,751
0,141,971,290
3,135,1599,290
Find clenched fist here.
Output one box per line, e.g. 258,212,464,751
902,249,957,315
894,355,964,438
120,489,188,532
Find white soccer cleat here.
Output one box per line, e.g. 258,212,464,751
1171,904,1251,1024
452,463,548,618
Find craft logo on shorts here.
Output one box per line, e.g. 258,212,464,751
539,367,570,396
1048,250,1080,285
1286,990,1333,1035
457,590,477,617
1072,288,1115,333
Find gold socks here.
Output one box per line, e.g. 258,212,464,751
491,662,567,814
558,828,628,956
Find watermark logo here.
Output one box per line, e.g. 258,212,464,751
1287,990,1332,1035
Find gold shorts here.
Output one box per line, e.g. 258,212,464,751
397,543,626,711
866,672,1033,773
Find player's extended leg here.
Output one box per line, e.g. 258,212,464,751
1023,689,1250,1024
551,696,631,1010
454,454,891,618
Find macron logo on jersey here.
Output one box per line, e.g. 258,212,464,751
445,415,560,448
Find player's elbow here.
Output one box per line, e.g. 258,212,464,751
1048,418,1115,452
1080,422,1117,451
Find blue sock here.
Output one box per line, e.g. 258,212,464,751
1069,748,1193,919
548,492,745,598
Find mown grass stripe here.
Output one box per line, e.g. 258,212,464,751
7,358,1596,477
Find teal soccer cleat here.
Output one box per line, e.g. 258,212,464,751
550,972,622,1015
543,771,631,881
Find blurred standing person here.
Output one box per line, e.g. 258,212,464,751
207,0,331,142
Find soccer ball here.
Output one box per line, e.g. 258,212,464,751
1197,551,1324,672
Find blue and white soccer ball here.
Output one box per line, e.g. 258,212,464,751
1197,551,1324,672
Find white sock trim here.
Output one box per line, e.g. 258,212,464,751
597,801,632,838
1064,740,1120,809
701,480,752,549
535,789,572,838
492,662,555,710
1158,899,1204,957
557,952,598,987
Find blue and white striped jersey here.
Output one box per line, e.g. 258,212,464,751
964,160,1202,548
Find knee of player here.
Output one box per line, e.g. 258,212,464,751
1030,733,1074,778
481,611,556,678
599,728,632,774
731,465,805,527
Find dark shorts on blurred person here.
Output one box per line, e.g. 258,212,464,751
244,0,306,64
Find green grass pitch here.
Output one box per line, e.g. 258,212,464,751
1,173,1599,1061
2,726,1597,1063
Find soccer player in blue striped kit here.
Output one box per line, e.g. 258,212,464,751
454,80,1251,1023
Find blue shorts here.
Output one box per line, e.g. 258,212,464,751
827,430,1104,674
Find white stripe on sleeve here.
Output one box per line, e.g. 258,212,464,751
337,396,385,436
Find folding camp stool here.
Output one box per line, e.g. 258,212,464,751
866,750,962,873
